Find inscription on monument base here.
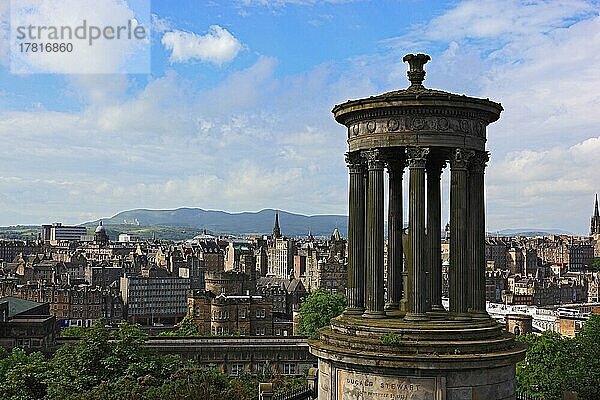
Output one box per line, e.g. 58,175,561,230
337,370,443,400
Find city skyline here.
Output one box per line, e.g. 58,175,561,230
1,0,599,235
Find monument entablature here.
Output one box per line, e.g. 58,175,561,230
333,60,503,154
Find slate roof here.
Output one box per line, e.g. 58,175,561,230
0,296,46,318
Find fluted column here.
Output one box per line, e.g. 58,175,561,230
426,158,445,314
344,152,365,315
468,151,489,317
404,147,429,321
449,149,472,319
362,149,386,318
385,156,405,313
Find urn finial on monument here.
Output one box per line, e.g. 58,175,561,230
402,53,431,90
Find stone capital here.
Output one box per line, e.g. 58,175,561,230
362,149,384,170
406,147,429,168
469,151,490,174
345,152,364,173
450,148,474,170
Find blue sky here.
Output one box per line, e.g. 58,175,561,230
0,0,599,234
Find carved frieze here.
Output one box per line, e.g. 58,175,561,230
347,115,487,139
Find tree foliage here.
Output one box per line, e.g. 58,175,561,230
297,289,346,338
157,315,201,337
0,319,304,400
60,326,86,338
517,314,600,399
588,258,600,272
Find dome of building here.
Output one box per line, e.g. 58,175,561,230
95,221,106,233
94,220,109,245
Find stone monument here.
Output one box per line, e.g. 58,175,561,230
308,54,526,400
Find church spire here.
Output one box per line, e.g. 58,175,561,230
273,210,282,238
591,194,600,235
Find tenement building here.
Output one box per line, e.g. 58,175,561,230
308,54,525,400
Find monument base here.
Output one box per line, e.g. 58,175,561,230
308,315,526,400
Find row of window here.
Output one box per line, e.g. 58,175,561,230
212,309,267,320
228,362,297,377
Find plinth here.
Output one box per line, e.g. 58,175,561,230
309,316,525,400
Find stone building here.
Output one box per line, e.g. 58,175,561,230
312,258,347,294
505,314,533,336
507,247,524,275
224,240,255,271
566,240,595,272
187,290,275,336
267,212,295,278
485,237,509,270
194,240,224,272
145,336,315,377
85,262,123,288
0,240,42,263
0,297,59,351
256,277,307,318
94,221,109,246
537,236,594,272
530,275,588,306
177,254,204,290
588,272,600,302
296,240,320,290
254,245,269,277
204,270,255,296
557,315,587,338
0,282,123,326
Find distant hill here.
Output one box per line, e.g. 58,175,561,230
85,208,348,237
488,228,574,237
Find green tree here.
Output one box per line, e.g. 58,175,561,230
588,258,600,272
571,314,600,400
516,314,600,400
61,326,87,337
516,331,575,399
297,289,346,338
46,319,177,400
158,315,200,337
0,348,49,400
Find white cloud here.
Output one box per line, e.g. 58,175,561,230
162,25,243,65
0,54,351,224
377,0,600,233
3,0,599,234
420,0,595,42
151,13,173,33
486,136,600,231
